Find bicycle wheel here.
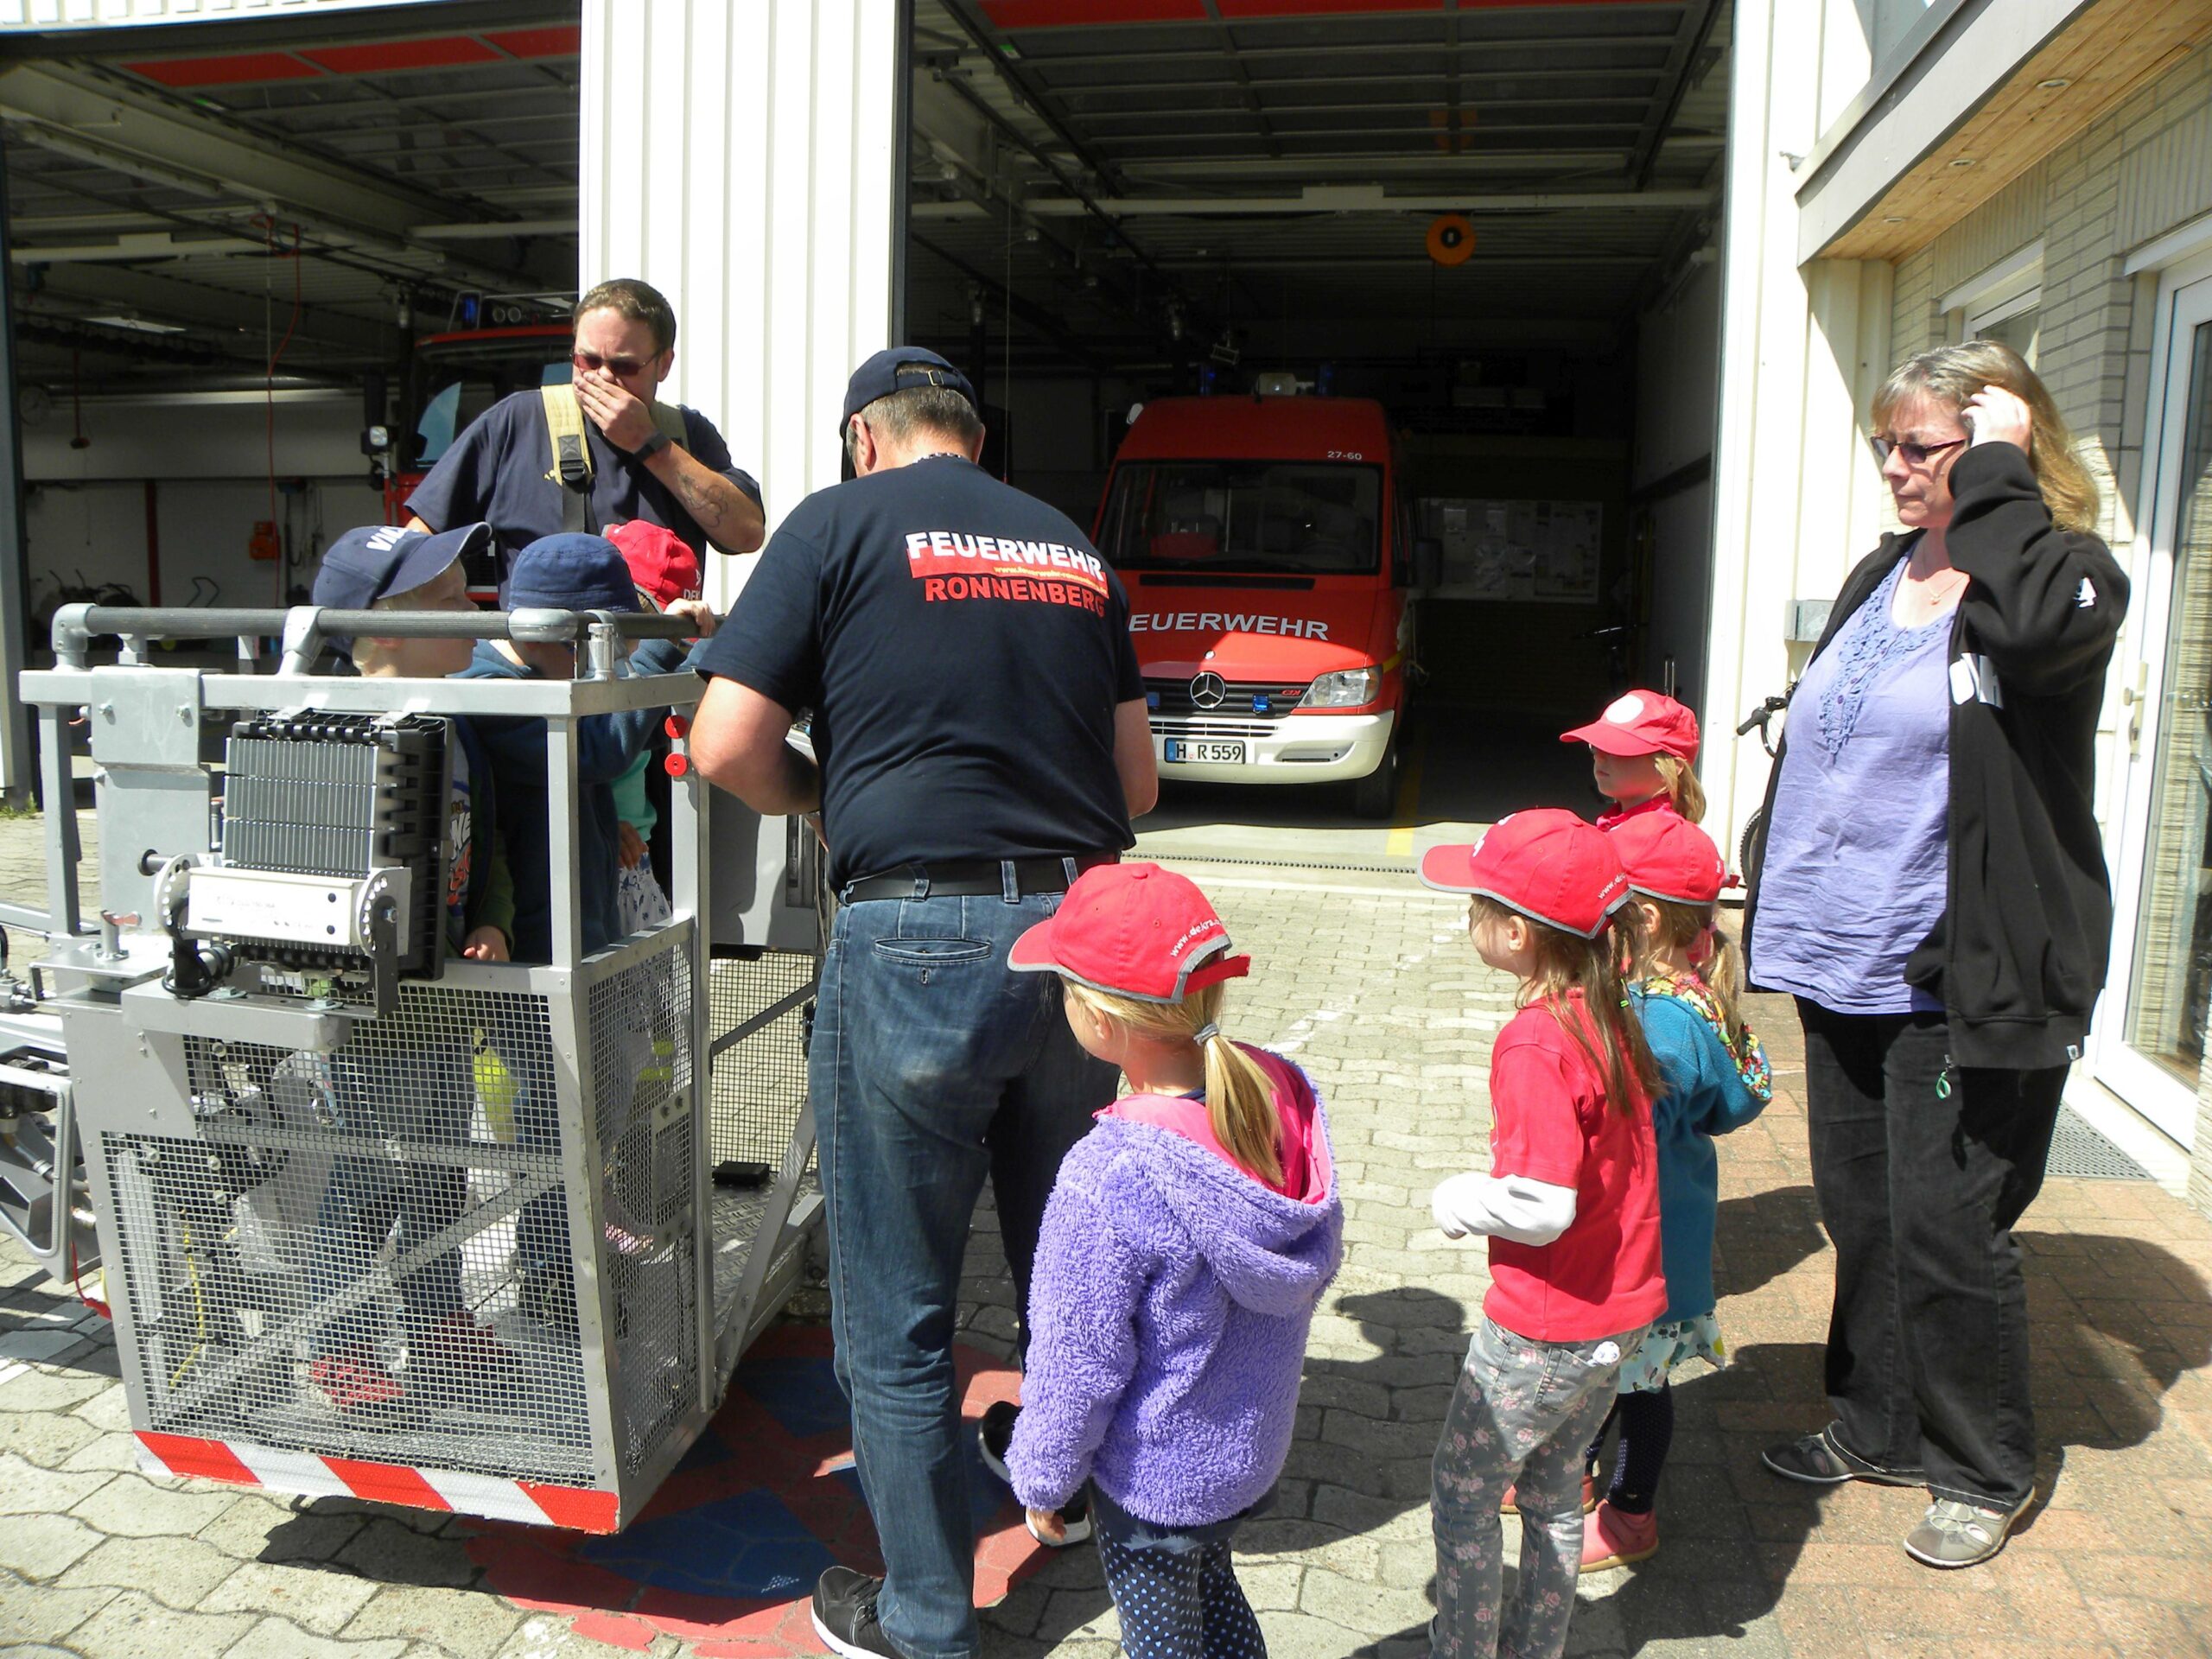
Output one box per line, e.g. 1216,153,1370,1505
1738,808,1770,899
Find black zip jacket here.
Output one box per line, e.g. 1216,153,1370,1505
1745,442,2130,1071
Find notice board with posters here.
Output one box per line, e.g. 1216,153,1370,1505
1420,497,1605,602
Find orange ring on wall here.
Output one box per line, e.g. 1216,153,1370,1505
1427,214,1476,267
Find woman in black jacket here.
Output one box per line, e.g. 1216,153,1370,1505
1745,340,2126,1568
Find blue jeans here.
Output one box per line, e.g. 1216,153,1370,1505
815,886,1118,1659
308,1047,470,1359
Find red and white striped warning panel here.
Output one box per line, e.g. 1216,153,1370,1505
135,1431,620,1532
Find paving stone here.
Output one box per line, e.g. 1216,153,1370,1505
59,1532,245,1606
333,1517,478,1588
0,1326,90,1363
0,1403,99,1465
1296,1563,1438,1631
0,1510,105,1580
340,1582,525,1657
0,1452,111,1515
53,1589,256,1659
203,1560,382,1634
0,1575,118,1645
0,1363,114,1412
70,1470,238,1536
226,1613,409,1659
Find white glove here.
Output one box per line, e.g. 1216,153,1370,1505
1430,1171,1578,1245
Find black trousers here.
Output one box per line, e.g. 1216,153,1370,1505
1796,1001,2063,1510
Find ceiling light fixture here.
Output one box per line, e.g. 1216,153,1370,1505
1948,156,1977,168
83,314,187,334
2037,77,2071,90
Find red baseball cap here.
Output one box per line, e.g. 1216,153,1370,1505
1419,809,1630,938
1560,690,1700,761
1008,862,1251,1003
1608,812,1726,905
607,520,702,608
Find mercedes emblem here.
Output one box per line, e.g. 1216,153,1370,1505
1190,671,1227,709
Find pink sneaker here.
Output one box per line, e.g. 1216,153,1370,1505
1581,1499,1660,1570
1501,1473,1598,1516
309,1353,404,1413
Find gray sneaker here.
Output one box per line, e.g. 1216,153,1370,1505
1903,1495,2031,1568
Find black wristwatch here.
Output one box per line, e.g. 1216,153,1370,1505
632,429,673,461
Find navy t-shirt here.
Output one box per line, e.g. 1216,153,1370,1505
697,455,1144,887
406,388,763,570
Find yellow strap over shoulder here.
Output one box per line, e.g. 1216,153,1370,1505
541,383,689,486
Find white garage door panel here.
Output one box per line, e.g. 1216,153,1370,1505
582,0,902,609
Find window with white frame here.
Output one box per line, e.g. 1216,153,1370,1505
1943,241,2044,369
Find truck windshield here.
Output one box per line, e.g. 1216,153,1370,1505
1099,461,1381,575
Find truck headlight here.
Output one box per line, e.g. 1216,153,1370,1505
1300,668,1381,709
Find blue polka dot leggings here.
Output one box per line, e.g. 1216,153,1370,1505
1097,1529,1267,1659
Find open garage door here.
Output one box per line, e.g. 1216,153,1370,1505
900,0,1729,851
0,1,582,624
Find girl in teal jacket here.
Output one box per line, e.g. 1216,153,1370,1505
1581,810,1771,1571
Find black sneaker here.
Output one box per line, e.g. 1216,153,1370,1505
811,1566,901,1659
976,1401,1092,1548
1760,1426,1925,1487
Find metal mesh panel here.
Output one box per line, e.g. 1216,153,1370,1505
587,945,701,1475
708,951,816,1169
102,982,600,1484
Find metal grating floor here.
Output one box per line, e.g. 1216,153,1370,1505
2047,1105,2154,1181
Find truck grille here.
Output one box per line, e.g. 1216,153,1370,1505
1144,677,1309,721
1153,719,1273,741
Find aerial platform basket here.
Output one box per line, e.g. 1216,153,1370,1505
2,602,823,1533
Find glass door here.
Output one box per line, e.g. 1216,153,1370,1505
2101,270,2212,1146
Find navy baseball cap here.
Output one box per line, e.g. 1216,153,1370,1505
503,533,639,613
313,521,488,655
838,347,977,438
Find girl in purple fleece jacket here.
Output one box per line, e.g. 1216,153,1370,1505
999,863,1344,1659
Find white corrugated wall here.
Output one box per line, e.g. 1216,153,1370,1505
1703,0,1896,868
581,0,904,607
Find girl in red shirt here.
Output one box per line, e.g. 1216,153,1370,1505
1560,689,1705,828
1419,809,1669,1659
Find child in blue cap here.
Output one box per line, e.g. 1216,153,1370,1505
303,520,519,1412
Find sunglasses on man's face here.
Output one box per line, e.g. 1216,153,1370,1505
1867,434,1967,467
573,350,651,378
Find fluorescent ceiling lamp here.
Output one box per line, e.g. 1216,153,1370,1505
81,314,188,334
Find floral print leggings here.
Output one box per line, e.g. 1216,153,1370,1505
1430,1316,1646,1659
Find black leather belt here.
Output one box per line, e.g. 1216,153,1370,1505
842,852,1118,904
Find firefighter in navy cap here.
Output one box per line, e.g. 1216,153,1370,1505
690,347,1156,1659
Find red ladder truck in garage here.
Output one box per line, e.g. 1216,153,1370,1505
1093,392,1423,818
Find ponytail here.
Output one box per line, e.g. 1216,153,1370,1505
1471,895,1662,1115
1652,755,1706,823
1062,979,1285,1186
1634,895,1749,1049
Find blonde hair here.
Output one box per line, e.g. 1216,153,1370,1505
1062,979,1282,1186
348,578,453,674
1653,755,1705,823
1633,896,1747,1048
1872,340,2099,533
1470,895,1662,1115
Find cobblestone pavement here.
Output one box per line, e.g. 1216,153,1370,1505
3,824,2210,1657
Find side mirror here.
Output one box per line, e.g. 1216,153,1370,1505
1414,537,1443,591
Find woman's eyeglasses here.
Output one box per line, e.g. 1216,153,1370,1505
573,351,649,378
1867,434,1967,467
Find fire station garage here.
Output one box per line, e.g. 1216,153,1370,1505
0,0,1730,839
896,1,1731,832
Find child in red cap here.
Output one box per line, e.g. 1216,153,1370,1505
1419,810,1667,1659
1574,813,1771,1574
988,863,1342,1659
607,521,707,933
1560,690,1704,828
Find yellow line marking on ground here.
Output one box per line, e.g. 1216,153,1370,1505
1384,726,1427,860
